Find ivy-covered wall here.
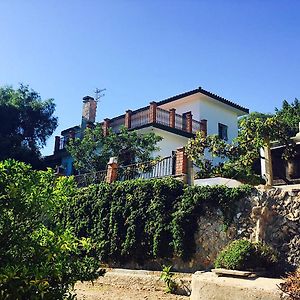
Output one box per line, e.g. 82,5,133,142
62,177,250,270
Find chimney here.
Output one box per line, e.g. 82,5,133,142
81,96,97,130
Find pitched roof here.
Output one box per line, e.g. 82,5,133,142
157,87,249,113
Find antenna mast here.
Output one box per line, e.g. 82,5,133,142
94,88,106,102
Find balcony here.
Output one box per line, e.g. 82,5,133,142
108,102,207,136
55,102,207,152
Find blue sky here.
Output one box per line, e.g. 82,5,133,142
0,1,299,155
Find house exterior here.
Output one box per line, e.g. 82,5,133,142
46,87,249,175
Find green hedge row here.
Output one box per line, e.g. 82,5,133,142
62,178,251,262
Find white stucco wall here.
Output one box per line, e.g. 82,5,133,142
159,93,244,143
137,127,189,157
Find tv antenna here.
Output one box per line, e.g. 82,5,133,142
94,88,106,102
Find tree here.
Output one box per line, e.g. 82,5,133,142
66,125,163,173
275,98,300,137
0,84,58,167
0,160,103,299
186,111,294,185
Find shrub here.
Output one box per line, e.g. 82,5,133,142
214,239,278,271
279,268,300,300
0,160,103,299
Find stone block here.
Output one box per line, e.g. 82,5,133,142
190,272,288,300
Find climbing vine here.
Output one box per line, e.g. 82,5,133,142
62,178,251,262
171,184,252,259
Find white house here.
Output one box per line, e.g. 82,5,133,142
48,87,248,175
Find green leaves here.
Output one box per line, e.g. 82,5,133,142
0,160,102,299
214,240,278,271
160,265,177,293
64,178,184,263
63,178,250,263
186,109,298,183
0,84,58,167
66,125,162,173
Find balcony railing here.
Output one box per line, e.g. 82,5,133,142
55,102,207,152
108,105,206,135
117,156,175,181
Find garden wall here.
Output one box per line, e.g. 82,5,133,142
107,186,299,272
65,179,299,272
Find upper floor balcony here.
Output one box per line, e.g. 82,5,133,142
105,102,207,136
55,101,207,152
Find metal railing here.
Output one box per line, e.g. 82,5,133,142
131,108,149,128
59,136,68,150
156,107,170,126
74,170,107,187
175,113,183,131
117,156,175,181
110,117,125,133
192,119,202,133
57,106,207,151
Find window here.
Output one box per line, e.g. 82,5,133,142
218,123,228,141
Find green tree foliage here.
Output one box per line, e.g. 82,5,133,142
275,98,300,137
0,160,103,299
0,85,58,167
66,125,163,173
61,178,250,262
186,110,295,182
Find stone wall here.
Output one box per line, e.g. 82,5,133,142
111,186,299,272
192,186,300,270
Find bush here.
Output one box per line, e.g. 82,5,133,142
0,160,103,299
214,239,278,271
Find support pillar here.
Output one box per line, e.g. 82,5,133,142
125,110,132,129
175,147,188,183
183,111,193,133
200,119,207,136
54,136,60,153
149,101,157,123
106,157,118,183
103,118,110,137
169,108,176,128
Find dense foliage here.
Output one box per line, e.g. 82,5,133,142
62,178,184,263
62,178,251,262
214,239,278,271
186,109,296,183
0,160,103,299
275,98,300,137
66,125,163,173
171,185,251,259
0,85,58,168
